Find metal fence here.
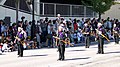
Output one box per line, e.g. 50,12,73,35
39,2,97,17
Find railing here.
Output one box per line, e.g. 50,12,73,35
0,2,97,17
40,2,97,17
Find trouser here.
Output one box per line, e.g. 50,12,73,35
58,44,65,60
47,38,53,47
98,36,104,54
114,33,119,44
41,31,47,42
74,38,78,44
18,43,23,57
85,36,90,48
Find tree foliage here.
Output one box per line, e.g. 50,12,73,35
81,0,113,18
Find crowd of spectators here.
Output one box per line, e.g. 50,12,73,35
0,16,120,52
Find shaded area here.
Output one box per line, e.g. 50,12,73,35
41,0,83,5
0,54,6,55
80,40,115,48
4,0,30,12
92,46,108,48
65,57,90,61
68,49,86,52
79,62,93,65
23,54,48,57
105,51,120,54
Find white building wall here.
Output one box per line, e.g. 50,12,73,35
0,6,95,23
102,4,120,19
0,6,39,23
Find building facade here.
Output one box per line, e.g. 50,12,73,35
0,0,96,22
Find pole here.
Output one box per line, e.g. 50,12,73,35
32,0,34,21
31,0,35,40
16,0,20,23
39,0,41,18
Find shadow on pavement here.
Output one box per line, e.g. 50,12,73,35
74,39,115,48
105,51,120,54
65,57,90,61
0,54,6,55
91,46,108,48
68,49,86,52
23,54,48,57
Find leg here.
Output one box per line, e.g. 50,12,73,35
18,44,20,55
19,44,23,57
114,35,117,44
47,39,51,48
100,37,104,54
101,38,104,54
61,45,65,60
116,34,119,44
20,44,23,57
58,45,62,60
97,37,101,54
87,36,90,48
85,37,87,48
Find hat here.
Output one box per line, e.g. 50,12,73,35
57,14,60,17
60,24,64,27
18,27,23,31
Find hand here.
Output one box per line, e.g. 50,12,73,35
16,37,20,41
98,31,102,35
95,38,97,41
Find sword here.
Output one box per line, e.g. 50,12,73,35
53,36,74,46
96,29,110,42
101,34,110,42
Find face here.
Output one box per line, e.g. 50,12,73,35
1,21,3,25
18,28,22,32
18,29,21,32
14,25,17,27
2,33,4,36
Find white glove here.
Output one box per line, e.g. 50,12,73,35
98,31,102,35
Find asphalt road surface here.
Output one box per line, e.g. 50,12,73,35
0,42,120,67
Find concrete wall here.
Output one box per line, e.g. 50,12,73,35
0,6,39,23
102,4,120,20
0,6,95,24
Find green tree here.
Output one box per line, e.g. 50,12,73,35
81,0,113,19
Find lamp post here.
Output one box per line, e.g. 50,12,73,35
15,0,20,23
26,0,35,39
32,0,34,21
31,0,36,40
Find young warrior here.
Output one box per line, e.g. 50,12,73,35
82,23,91,48
96,23,106,54
57,23,66,61
15,27,25,57
113,24,119,44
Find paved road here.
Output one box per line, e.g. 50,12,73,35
0,42,120,67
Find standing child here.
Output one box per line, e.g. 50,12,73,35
77,29,83,43
73,31,78,44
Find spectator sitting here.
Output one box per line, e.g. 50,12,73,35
26,37,32,49
6,35,14,52
2,40,10,52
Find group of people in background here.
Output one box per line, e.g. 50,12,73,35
0,15,120,58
